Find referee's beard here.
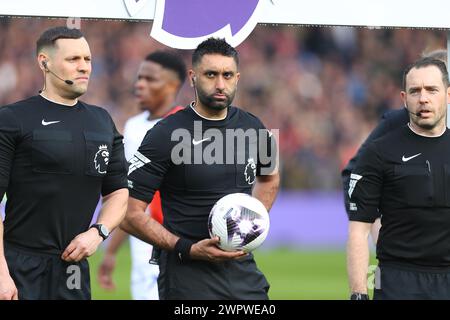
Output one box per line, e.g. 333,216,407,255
411,111,446,131
196,86,236,111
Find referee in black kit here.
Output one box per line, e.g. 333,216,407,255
341,49,448,245
347,57,450,299
0,27,128,300
121,38,280,300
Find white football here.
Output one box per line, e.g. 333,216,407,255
208,193,270,252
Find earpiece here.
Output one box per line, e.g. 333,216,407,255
39,60,74,86
191,76,196,88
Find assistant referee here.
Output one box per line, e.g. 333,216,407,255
347,57,450,299
341,50,448,245
0,27,128,300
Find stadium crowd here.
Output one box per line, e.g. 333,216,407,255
0,17,445,189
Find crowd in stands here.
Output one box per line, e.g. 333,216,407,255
0,17,445,189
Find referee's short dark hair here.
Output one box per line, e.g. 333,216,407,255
192,38,239,67
145,51,187,84
403,57,449,90
36,27,84,56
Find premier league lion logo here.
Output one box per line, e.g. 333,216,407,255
94,145,110,174
244,158,257,185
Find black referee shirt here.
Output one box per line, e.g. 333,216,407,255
0,95,127,254
349,124,450,268
342,108,409,218
128,104,275,241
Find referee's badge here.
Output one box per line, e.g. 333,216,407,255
94,145,110,174
348,173,363,198
128,151,151,175
244,158,257,185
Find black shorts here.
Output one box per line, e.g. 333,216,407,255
374,263,450,300
158,250,270,300
5,243,91,300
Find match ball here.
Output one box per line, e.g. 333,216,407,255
208,193,270,252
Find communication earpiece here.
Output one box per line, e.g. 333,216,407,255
39,59,74,86
191,76,196,87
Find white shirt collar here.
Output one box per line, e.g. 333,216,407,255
40,93,78,107
190,102,227,121
407,122,446,138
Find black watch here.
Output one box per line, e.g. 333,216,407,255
91,224,109,241
350,292,369,300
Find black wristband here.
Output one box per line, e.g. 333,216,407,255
350,293,369,300
174,238,194,262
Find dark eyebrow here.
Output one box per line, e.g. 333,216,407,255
66,55,91,60
408,85,439,93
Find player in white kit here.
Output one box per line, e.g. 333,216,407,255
97,51,186,299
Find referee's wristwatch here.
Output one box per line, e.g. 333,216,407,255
350,292,369,300
91,224,110,241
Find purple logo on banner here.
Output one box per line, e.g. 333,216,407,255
151,0,263,49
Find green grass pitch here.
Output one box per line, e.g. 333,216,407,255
88,244,377,300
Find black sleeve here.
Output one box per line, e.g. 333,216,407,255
341,108,408,218
101,117,128,196
0,107,21,191
251,117,277,176
347,142,383,223
127,123,173,203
